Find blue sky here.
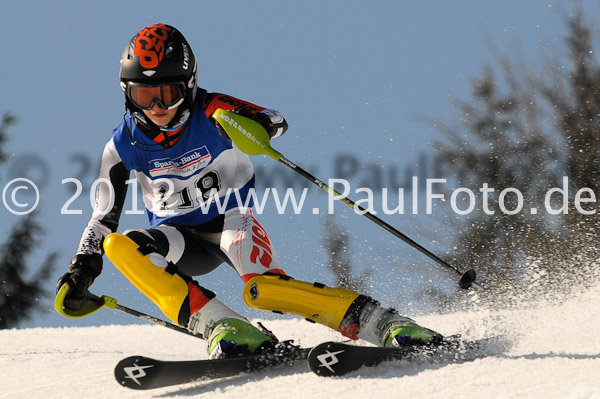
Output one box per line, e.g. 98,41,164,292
1,1,594,328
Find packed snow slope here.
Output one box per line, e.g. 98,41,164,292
2,284,599,399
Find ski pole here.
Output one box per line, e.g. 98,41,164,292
214,109,481,290
55,282,199,338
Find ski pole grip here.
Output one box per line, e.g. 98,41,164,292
54,282,106,319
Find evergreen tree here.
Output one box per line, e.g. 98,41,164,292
428,6,600,308
0,113,58,328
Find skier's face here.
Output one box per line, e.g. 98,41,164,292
142,104,179,126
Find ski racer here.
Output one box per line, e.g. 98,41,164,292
56,23,442,359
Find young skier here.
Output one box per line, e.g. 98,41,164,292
56,23,442,359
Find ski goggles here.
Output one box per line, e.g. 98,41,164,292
126,82,186,110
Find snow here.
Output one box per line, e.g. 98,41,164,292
2,285,600,399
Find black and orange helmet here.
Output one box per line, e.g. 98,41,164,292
119,24,197,115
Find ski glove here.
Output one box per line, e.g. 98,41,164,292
216,108,288,140
56,253,103,311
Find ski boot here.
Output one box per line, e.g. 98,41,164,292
383,320,443,347
187,297,275,359
207,318,276,359
352,299,444,347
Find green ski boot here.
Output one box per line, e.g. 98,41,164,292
347,298,443,347
383,321,443,347
187,298,276,359
207,318,275,359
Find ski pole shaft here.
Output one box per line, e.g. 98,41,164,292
96,293,198,337
278,156,481,290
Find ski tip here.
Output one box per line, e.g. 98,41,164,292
308,342,350,377
115,356,158,390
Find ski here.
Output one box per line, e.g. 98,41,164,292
308,336,503,377
115,341,309,390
